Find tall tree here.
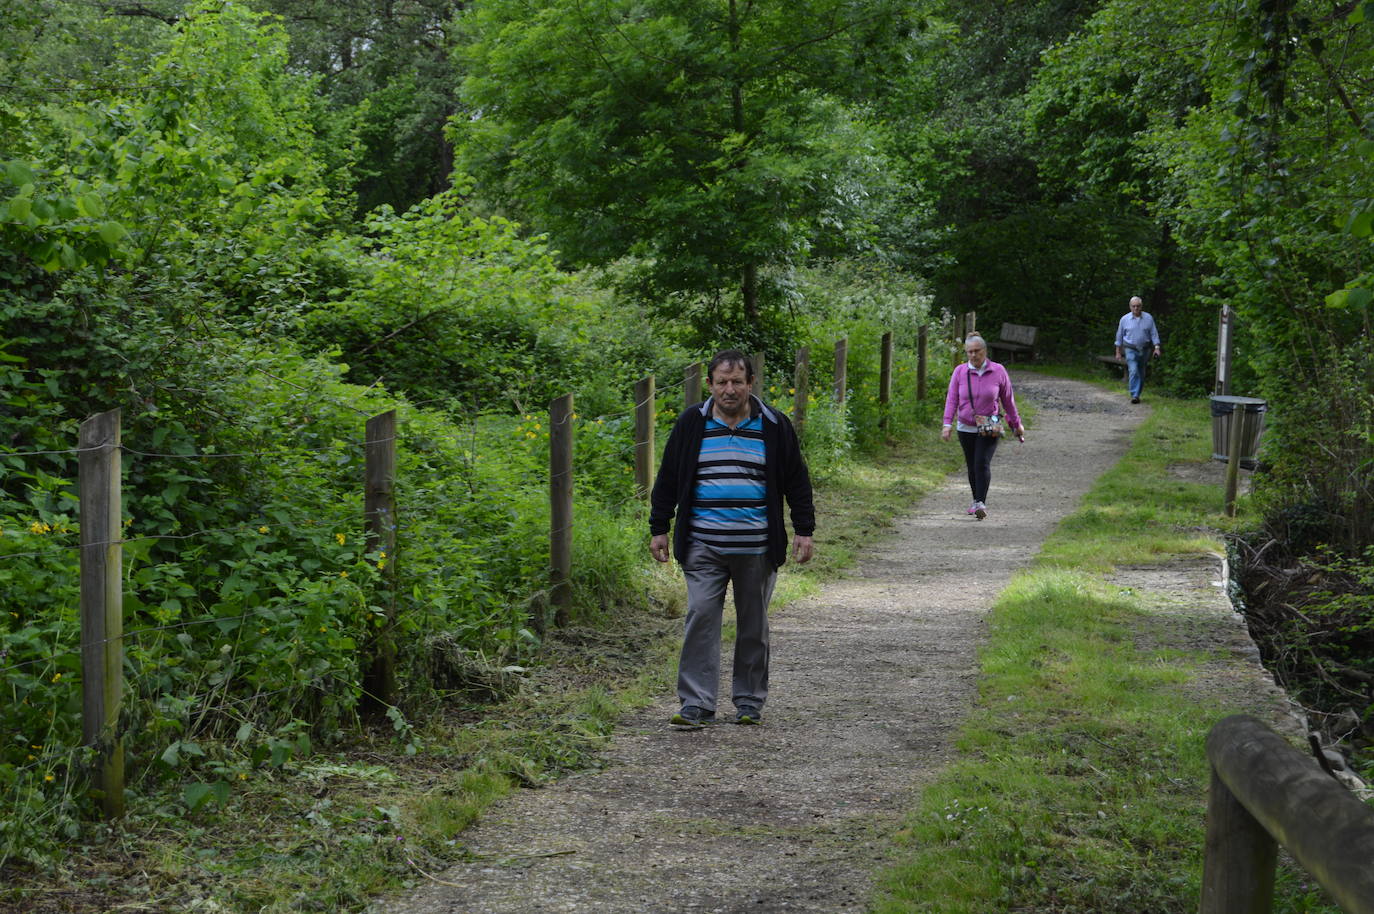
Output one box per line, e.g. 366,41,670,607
452,0,915,347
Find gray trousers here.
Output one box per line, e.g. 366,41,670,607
677,540,777,713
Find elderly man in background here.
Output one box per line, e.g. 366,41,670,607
1114,296,1162,404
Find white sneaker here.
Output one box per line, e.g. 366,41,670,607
967,502,978,516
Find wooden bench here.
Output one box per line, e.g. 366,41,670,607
1095,354,1126,375
987,322,1038,362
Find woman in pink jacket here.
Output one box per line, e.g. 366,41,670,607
941,334,1026,520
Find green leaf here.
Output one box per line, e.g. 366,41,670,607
98,221,127,245
4,161,35,187
182,780,229,811
1326,286,1373,310
77,194,105,218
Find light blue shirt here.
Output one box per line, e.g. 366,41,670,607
1115,311,1160,349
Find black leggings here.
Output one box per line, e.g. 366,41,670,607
957,430,1000,503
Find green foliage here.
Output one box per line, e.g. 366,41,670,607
252,0,463,216
454,0,915,337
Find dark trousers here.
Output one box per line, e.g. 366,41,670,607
957,430,1000,503
678,541,776,713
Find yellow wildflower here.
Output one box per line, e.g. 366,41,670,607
51,673,62,683
335,533,346,546
44,773,54,782
339,571,348,578
258,525,269,534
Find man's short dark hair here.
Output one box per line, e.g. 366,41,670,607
708,349,753,383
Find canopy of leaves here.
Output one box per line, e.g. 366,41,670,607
452,0,917,347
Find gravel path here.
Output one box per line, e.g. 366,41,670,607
367,372,1276,914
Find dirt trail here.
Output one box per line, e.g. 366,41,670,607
367,373,1286,914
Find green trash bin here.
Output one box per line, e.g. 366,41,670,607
1209,395,1267,470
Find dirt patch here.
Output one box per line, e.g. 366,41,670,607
367,373,1294,914
1110,555,1304,740
1166,459,1253,494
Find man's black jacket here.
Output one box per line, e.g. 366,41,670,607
648,395,815,569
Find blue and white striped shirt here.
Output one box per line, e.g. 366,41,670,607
690,415,767,554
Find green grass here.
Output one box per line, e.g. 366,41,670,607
872,388,1340,914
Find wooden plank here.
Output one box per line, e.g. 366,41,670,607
634,375,654,500
684,362,702,408
549,394,574,629
916,325,928,401
879,331,893,438
1205,714,1374,914
833,338,848,404
79,408,125,819
364,410,398,708
1200,764,1277,914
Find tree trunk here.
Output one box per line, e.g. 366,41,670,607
742,263,760,326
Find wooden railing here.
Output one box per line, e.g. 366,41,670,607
1202,714,1374,913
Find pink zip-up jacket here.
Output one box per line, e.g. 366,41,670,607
943,360,1022,431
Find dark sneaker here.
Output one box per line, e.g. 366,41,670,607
1131,396,1140,404
735,706,762,725
974,502,987,520
671,706,714,729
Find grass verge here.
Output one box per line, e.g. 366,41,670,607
872,389,1341,913
1,416,963,914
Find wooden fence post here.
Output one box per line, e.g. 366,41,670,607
1201,764,1277,913
634,375,654,500
1216,305,1235,396
833,338,848,404
917,324,928,401
1224,406,1245,517
79,408,125,818
793,347,810,435
364,410,398,708
549,393,574,629
960,310,977,340
879,331,893,438
1203,714,1374,914
685,362,702,408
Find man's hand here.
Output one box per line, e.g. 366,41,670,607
792,535,813,564
1115,346,1123,359
649,533,671,564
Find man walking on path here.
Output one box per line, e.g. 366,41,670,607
1115,296,1162,403
648,349,814,729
